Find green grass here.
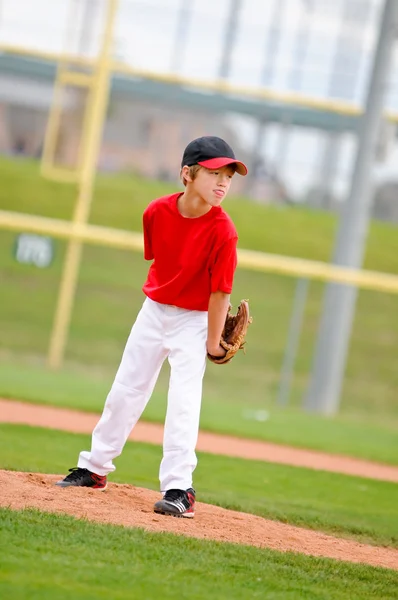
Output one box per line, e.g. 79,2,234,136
1,361,398,465
2,424,397,548
1,156,398,445
1,510,397,600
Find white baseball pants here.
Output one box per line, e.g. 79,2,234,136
78,297,208,491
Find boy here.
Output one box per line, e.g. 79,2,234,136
56,136,248,518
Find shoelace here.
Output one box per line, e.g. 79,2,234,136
164,489,187,502
65,467,87,481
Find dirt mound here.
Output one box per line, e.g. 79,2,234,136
1,470,398,571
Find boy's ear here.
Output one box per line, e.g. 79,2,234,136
181,165,192,183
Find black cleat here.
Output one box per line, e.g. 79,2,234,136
55,467,107,490
154,488,195,518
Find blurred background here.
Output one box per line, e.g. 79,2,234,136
0,0,397,456
1,0,398,210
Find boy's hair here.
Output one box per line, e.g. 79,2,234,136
180,163,238,186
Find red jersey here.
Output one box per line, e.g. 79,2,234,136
142,192,238,311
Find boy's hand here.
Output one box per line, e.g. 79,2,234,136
207,343,227,358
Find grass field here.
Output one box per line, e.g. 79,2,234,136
1,157,398,461
1,422,398,599
2,509,397,600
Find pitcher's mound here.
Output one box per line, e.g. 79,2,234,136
1,470,397,571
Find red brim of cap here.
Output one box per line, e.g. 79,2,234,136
198,157,248,176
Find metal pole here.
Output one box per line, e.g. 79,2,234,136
261,0,286,87
218,0,242,80
40,0,81,179
287,1,313,92
251,0,311,199
327,0,373,102
317,0,373,209
170,0,193,73
275,111,292,180
317,130,342,210
250,0,286,197
77,0,99,56
75,0,101,172
277,278,310,407
47,0,118,369
304,0,398,415
247,117,267,197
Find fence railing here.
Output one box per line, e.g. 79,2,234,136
2,209,398,294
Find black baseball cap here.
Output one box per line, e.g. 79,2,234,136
181,136,248,176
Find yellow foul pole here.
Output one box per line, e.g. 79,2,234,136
47,0,119,369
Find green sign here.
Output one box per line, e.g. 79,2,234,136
14,233,55,268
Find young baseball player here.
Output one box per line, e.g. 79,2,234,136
56,136,248,518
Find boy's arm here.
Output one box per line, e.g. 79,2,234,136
207,290,230,357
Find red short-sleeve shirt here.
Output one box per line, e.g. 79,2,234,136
142,192,238,311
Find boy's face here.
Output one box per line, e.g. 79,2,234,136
188,165,235,207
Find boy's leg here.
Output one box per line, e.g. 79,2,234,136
78,298,168,476
159,308,207,491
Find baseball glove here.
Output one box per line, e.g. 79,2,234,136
207,299,252,365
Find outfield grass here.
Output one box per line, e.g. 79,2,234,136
1,157,398,446
2,510,397,600
1,361,398,465
2,424,397,548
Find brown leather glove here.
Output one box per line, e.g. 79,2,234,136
207,300,253,365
